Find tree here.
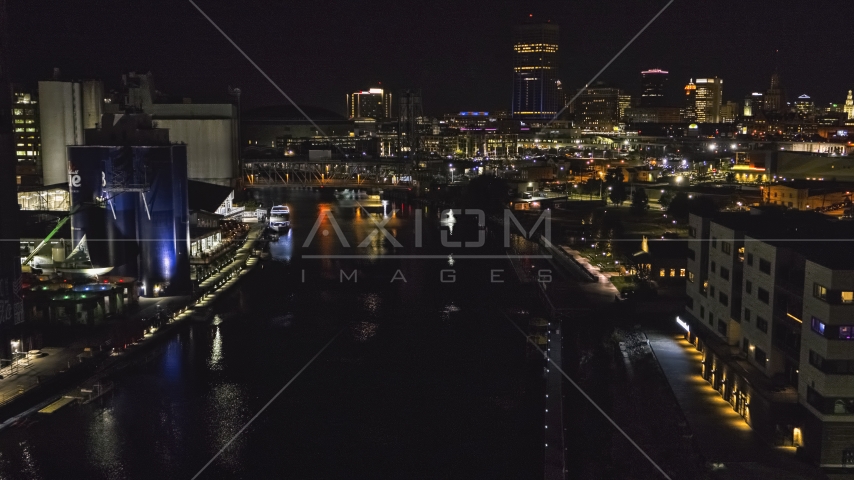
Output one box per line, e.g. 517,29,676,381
725,171,736,184
605,168,627,205
667,192,719,221
666,192,691,219
582,178,602,199
631,188,649,214
659,191,674,209
608,183,627,205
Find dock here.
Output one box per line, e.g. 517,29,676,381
38,396,76,414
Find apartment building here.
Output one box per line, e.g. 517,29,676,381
799,250,854,468
682,208,854,468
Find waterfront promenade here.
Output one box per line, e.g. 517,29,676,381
0,224,264,423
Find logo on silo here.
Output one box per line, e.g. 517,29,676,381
68,169,81,188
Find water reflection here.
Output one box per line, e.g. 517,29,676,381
205,383,248,473
87,409,126,479
19,441,41,479
267,228,293,263
351,293,381,342
208,326,224,371
441,302,461,322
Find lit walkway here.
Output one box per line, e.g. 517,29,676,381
0,347,81,407
647,332,823,479
544,319,565,480
557,245,619,305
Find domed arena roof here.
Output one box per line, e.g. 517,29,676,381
243,105,346,122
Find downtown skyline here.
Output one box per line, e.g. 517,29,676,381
5,0,854,116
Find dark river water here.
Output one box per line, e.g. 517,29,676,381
0,188,549,479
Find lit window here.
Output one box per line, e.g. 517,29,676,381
670,268,676,277
814,284,828,301
680,269,686,277
843,292,853,304
840,326,854,340
812,317,826,336
659,268,666,277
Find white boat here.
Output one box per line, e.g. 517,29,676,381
268,205,290,231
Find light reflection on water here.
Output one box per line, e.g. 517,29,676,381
86,409,126,479
205,382,249,474
0,189,543,479
207,326,224,371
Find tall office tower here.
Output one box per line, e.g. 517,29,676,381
764,72,786,114
11,87,40,185
844,90,853,120
695,77,723,123
0,0,25,341
640,69,668,107
744,92,763,117
398,89,422,155
575,84,622,131
719,101,739,123
795,94,815,118
682,79,697,122
618,94,632,120
512,19,560,120
347,87,393,120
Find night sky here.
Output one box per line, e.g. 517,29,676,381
7,0,854,116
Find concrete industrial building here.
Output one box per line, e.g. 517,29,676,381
682,209,854,471
101,73,239,188
37,77,105,186
38,80,84,186
146,104,238,187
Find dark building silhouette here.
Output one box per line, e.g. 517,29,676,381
0,0,25,352
640,69,668,107
764,72,787,114
512,19,560,120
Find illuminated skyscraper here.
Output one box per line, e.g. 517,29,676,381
640,69,668,107
512,19,560,120
682,79,697,122
347,87,392,120
844,90,853,120
795,94,815,118
11,87,40,185
694,77,722,123
743,92,763,117
618,94,632,120
575,83,622,131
